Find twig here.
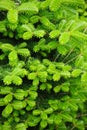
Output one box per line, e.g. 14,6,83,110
63,48,74,62
65,54,79,64
83,27,87,33
70,126,76,130
77,113,87,118
54,54,60,61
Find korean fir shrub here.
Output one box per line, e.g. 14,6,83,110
0,0,87,130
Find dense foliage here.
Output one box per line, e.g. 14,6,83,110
0,0,87,129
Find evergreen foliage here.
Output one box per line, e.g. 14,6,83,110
0,0,87,130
